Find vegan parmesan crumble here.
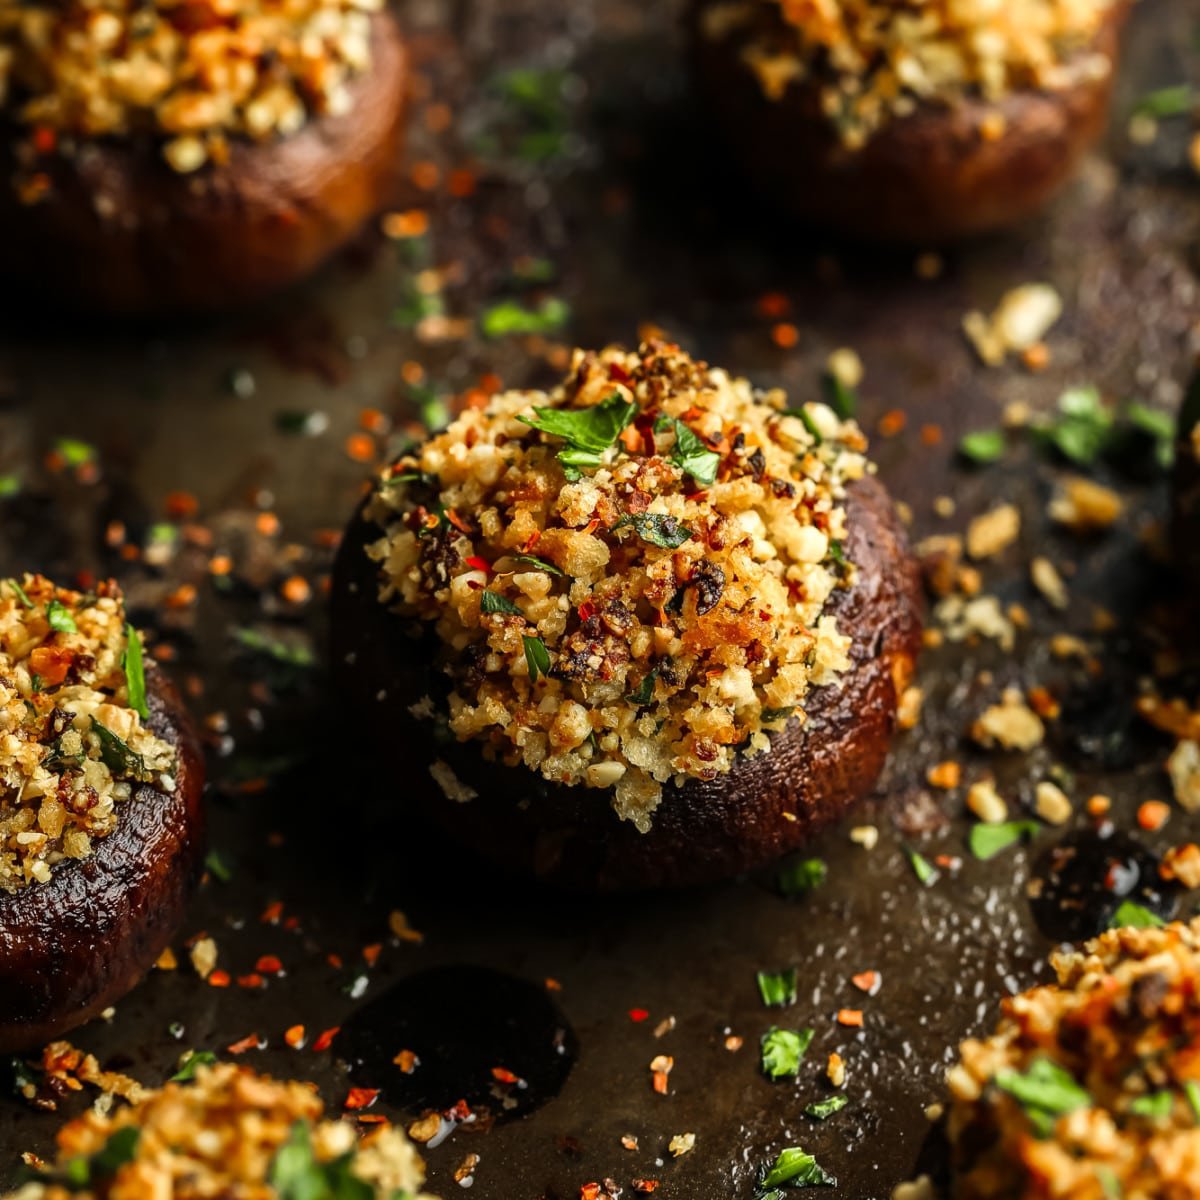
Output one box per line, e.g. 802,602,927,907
700,0,1117,148
948,920,1200,1199
366,340,868,830
0,0,382,182
8,1063,435,1200
0,575,174,891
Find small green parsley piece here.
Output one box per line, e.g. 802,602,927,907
760,707,796,724
480,590,523,617
1096,1166,1122,1199
480,297,570,339
1109,900,1166,930
231,627,316,669
1033,386,1115,466
170,1050,218,1082
827,540,847,568
523,635,551,683
959,429,1007,464
5,578,32,608
1126,401,1175,470
820,372,857,419
787,407,823,445
1134,84,1193,118
518,393,636,481
45,599,78,634
626,667,659,706
1185,1080,1200,1123
513,553,564,576
760,1027,814,1080
776,857,826,898
759,1146,837,1190
612,513,694,550
804,1095,849,1120
92,721,146,779
1129,1091,1174,1120
204,850,232,883
383,470,437,489
904,844,939,887
122,623,150,720
968,820,1040,862
55,437,97,468
269,1121,376,1200
655,416,720,486
757,968,798,1008
993,1058,1091,1137
0,475,19,499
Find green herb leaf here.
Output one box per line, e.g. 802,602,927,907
1134,84,1193,118
612,513,694,550
1184,1080,1200,1123
760,1146,837,1190
0,475,20,499
480,590,523,617
959,429,1007,464
54,437,96,468
904,844,940,886
776,857,826,898
269,1121,375,1200
993,1058,1091,1135
383,470,437,489
92,721,146,779
171,1050,217,1082
785,407,823,445
518,393,637,480
655,416,720,486
523,635,551,683
760,707,796,724
1033,386,1116,466
232,627,316,669
90,1127,140,1175
1109,900,1166,930
1097,1166,1122,1200
513,553,564,576
760,1027,814,1080
481,297,570,339
45,599,78,634
820,373,857,419
804,1094,848,1120
626,667,660,706
968,820,1040,861
1125,401,1175,470
5,579,32,608
757,968,798,1008
122,623,150,721
204,850,232,883
1129,1090,1174,1120
827,540,847,568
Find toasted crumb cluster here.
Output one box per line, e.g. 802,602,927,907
366,340,867,829
10,1063,435,1200
700,0,1117,148
0,0,381,179
947,920,1200,1199
0,575,174,892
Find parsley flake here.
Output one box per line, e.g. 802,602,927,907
170,1050,217,1082
269,1121,376,1200
959,429,1007,464
760,1027,813,1080
759,1146,837,1191
480,590,523,617
804,1095,849,1120
1109,900,1166,930
968,820,1039,862
993,1058,1091,1136
655,415,720,485
1129,1090,1174,1120
776,857,826,898
513,553,564,576
612,513,694,550
904,844,940,887
518,393,636,481
626,667,660,706
5,579,32,608
45,599,77,634
523,635,551,683
122,623,150,720
757,968,798,1008
481,296,570,339
92,721,146,779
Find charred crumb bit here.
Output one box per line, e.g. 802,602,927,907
963,284,1064,367
827,1052,846,1087
668,1133,696,1157
966,779,1008,825
1048,477,1124,532
970,690,1045,751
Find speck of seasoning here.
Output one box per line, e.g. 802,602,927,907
850,825,879,850
836,1009,864,1027
851,970,882,996
629,1008,650,1023
344,1087,380,1111
284,1025,306,1049
1035,780,1073,825
225,367,256,398
226,1033,260,1055
621,1135,639,1151
312,1027,340,1052
1137,800,1170,832
393,1049,419,1073
345,433,377,463
926,760,961,789
649,1054,673,1095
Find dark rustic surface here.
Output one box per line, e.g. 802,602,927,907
0,0,1198,1196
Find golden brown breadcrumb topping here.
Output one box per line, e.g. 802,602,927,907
366,340,868,829
0,0,382,178
948,920,1200,1199
0,574,174,891
8,1063,435,1200
700,0,1117,148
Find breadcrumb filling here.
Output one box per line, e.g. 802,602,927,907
366,340,868,830
0,0,382,178
701,0,1117,148
11,1063,434,1200
948,920,1200,1199
0,575,174,892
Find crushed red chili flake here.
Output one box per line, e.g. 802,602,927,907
208,970,231,989
345,1087,381,1111
581,1184,601,1200
226,1033,260,1055
1138,801,1171,831
394,1049,419,1074
260,901,284,924
363,943,383,967
236,973,265,989
255,955,284,975
491,1067,522,1084
837,1009,864,1027
284,1025,306,1049
852,970,882,995
629,1008,650,1023
633,1181,660,1193
312,1026,340,1052
464,555,490,574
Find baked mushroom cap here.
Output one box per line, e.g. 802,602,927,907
332,341,922,889
0,4,408,314
689,0,1128,243
0,576,205,1052
8,1062,437,1200
947,920,1200,1198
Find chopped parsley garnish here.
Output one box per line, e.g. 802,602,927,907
804,1095,848,1120
968,820,1039,862
1109,900,1166,930
760,1027,813,1080
776,857,826,898
170,1050,217,1082
54,437,97,468
45,599,78,634
1185,1080,1200,1123
787,407,823,444
480,296,570,339
513,553,564,576
0,475,19,499
959,429,1007,464
523,635,551,683
92,721,146,779
122,623,150,720
204,850,232,883
1129,1090,1174,1120
626,667,659,706
480,589,523,617
41,1127,140,1191
1125,401,1175,470
820,372,857,419
5,578,32,608
993,1058,1091,1137
1032,386,1114,466
756,968,798,1008
759,1146,836,1191
827,539,847,569
518,393,636,481
269,1120,378,1200
760,707,796,724
1134,83,1193,118
655,415,720,486
612,513,694,550
384,470,437,489
904,844,939,887
231,627,316,669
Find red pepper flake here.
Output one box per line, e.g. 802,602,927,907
837,1009,864,1027
545,978,562,992
208,970,231,989
756,291,790,319
284,1025,307,1049
578,601,597,621
464,556,490,574
851,970,881,995
32,125,56,155
255,955,284,976
394,1049,419,1074
1138,801,1171,832
363,943,383,967
312,1026,341,1052
226,1033,260,1055
280,575,311,606
771,322,799,349
521,531,542,553
632,1182,660,1194
327,953,344,969
260,901,284,924
445,509,473,535
360,408,390,435
345,1087,381,1111
684,490,708,502
877,409,908,438
608,362,633,384
345,433,376,463
165,490,199,519
445,1099,473,1122
492,1066,522,1085
581,1185,601,1200
237,973,266,990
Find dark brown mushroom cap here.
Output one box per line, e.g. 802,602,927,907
0,9,407,315
1172,367,1200,588
0,666,205,1052
331,473,923,891
687,1,1128,244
